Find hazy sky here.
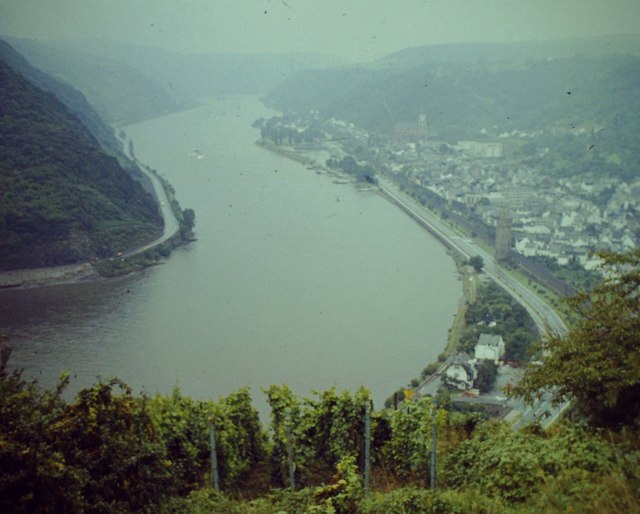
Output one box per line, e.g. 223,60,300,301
1,0,639,61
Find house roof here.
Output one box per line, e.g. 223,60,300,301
477,333,503,348
453,351,473,363
446,353,475,379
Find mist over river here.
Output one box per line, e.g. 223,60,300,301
1,97,461,413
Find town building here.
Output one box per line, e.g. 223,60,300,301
394,114,427,144
457,141,504,158
444,353,476,390
475,334,506,363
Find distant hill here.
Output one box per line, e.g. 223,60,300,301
4,37,184,124
265,36,640,179
53,39,349,104
0,58,163,270
378,34,640,68
1,37,347,123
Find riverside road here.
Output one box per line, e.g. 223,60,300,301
377,177,566,337
377,177,570,428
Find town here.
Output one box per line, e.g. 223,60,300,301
256,112,639,273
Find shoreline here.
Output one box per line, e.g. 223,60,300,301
255,140,357,183
0,262,100,290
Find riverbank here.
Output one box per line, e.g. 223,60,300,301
444,252,474,355
255,140,316,166
256,140,359,184
0,263,99,289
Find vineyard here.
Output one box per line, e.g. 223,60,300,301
1,344,638,513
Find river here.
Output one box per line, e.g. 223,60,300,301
0,96,461,414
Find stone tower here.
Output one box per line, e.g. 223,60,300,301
495,209,512,262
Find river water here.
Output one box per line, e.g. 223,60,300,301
0,97,461,413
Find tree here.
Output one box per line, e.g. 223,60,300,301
441,422,627,504
379,396,443,481
182,207,196,232
58,380,174,513
475,360,498,393
468,255,484,273
512,250,640,429
340,156,359,175
504,328,535,362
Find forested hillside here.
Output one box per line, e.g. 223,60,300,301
0,58,162,270
378,34,640,67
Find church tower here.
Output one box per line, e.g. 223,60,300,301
418,114,427,139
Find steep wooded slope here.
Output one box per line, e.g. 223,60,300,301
0,59,162,270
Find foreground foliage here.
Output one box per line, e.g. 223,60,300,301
2,351,639,513
513,250,640,428
0,348,171,513
0,347,266,513
442,421,639,503
149,387,266,493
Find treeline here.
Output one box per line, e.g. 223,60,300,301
394,172,496,245
527,255,602,292
0,348,263,513
0,354,459,512
326,156,377,184
255,116,324,146
4,37,184,125
2,350,638,513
